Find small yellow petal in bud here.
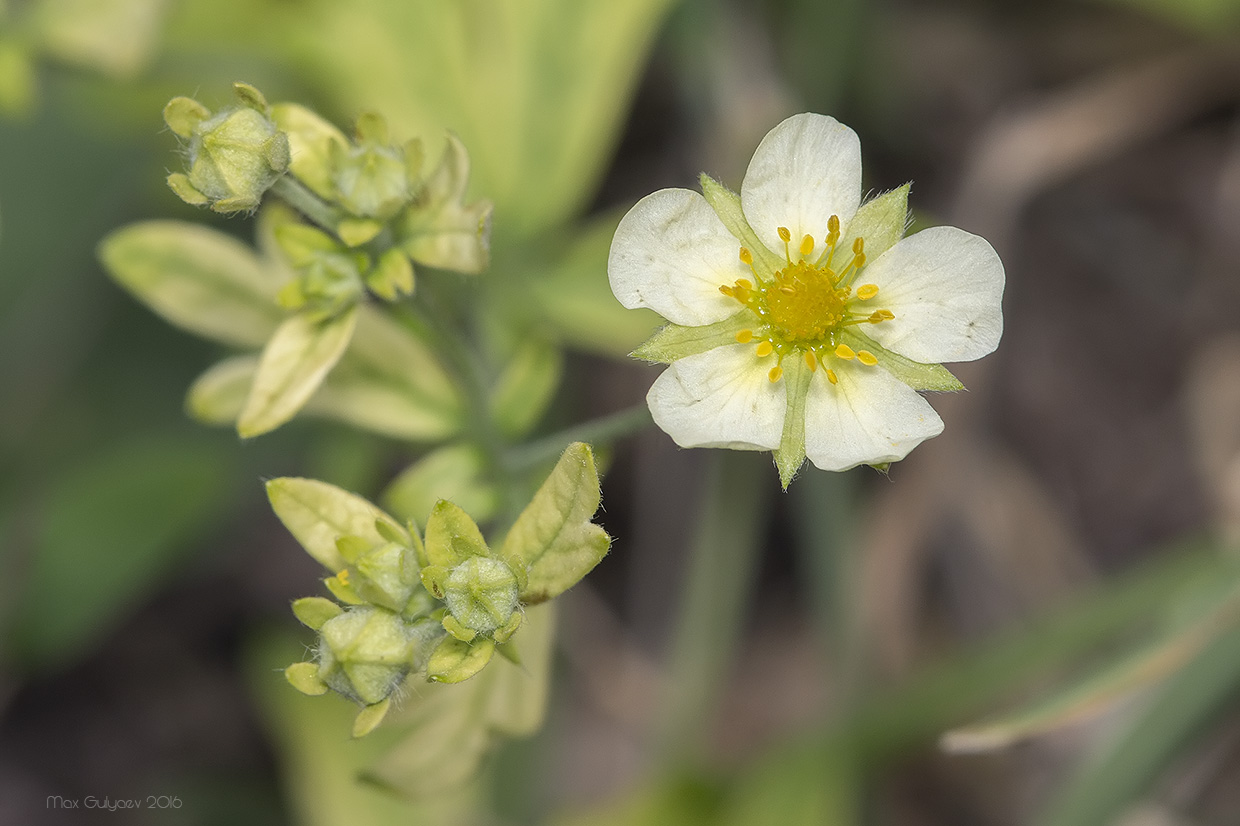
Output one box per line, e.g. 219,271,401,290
800,234,815,257
834,344,856,360
739,247,753,265
736,329,754,343
852,237,865,254
826,369,838,385
804,350,818,371
777,226,792,243
756,341,774,357
857,350,878,366
856,284,879,300
769,365,783,383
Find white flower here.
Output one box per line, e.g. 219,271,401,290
608,113,1004,483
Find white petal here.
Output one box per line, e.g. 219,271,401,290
741,113,862,261
861,226,1005,363
803,362,944,471
647,344,785,450
608,188,749,326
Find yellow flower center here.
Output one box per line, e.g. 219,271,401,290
719,216,894,384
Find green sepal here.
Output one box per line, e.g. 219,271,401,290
773,356,812,489
496,640,521,665
374,519,405,546
269,102,349,200
233,82,270,113
275,223,340,268
839,329,964,392
354,111,389,144
699,173,781,277
335,534,371,564
427,635,495,684
419,565,450,600
166,172,209,206
838,184,909,262
442,614,477,642
163,96,209,138
339,218,384,248
501,442,610,604
265,476,410,571
399,133,492,274
424,500,491,568
292,596,343,630
631,311,752,364
366,248,415,300
407,521,429,569
352,698,391,738
492,610,523,644
284,662,328,695
325,575,363,605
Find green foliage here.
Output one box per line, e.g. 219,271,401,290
839,329,964,392
699,174,781,276
267,477,409,572
489,339,563,439
383,444,499,529
631,312,751,365
773,356,812,489
11,435,235,670
501,442,610,604
837,184,909,263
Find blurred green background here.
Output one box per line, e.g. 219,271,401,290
5,0,1240,824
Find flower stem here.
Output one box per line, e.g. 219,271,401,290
656,450,771,764
270,175,344,233
503,404,652,472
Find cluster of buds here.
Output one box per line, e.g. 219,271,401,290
276,443,610,737
162,83,491,318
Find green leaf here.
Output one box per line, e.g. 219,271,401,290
423,500,491,568
12,436,234,670
382,444,499,529
99,221,286,349
427,635,495,683
238,306,358,438
364,603,556,797
266,477,409,571
699,174,781,277
489,338,563,438
185,354,259,426
774,357,812,489
837,184,909,263
501,442,610,604
840,329,963,392
292,596,344,631
631,312,751,365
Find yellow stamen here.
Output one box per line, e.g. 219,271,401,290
779,285,796,295
799,234,815,258
804,350,818,371
736,329,753,343
856,284,879,300
737,278,752,290
826,368,838,385
739,247,753,265
756,341,774,357
777,226,792,243
828,215,840,234
768,365,783,383
852,237,864,255
856,350,878,366
834,343,856,360
868,309,894,323
337,569,351,585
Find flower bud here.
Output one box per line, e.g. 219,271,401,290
313,605,432,705
331,536,433,617
331,113,418,221
164,83,290,214
441,556,520,637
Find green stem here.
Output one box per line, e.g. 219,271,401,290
657,450,771,764
503,404,652,472
271,175,344,233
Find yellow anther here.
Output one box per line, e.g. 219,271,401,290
768,365,783,383
736,329,753,343
779,285,796,295
739,247,753,265
869,309,894,323
834,343,856,360
756,341,774,357
828,215,840,234
826,369,838,385
804,350,818,371
737,279,752,290
719,285,732,296
856,284,879,300
852,237,865,254
854,252,866,269
857,350,878,366
777,226,792,243
337,569,351,585
799,234,815,257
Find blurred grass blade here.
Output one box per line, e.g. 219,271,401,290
943,576,1240,753
1038,622,1240,826
99,221,285,349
